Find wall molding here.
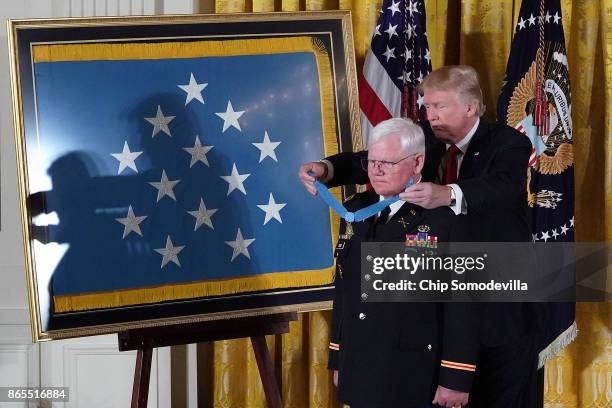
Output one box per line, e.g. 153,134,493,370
0,344,39,387
65,0,161,17
0,307,30,325
62,343,158,407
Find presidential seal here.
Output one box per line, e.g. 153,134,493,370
507,41,573,209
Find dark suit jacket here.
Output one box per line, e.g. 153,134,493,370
325,119,542,348
328,191,480,407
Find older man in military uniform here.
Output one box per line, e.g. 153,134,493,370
325,118,478,408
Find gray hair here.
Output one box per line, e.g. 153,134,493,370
367,118,425,156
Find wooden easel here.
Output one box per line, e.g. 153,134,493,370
118,312,297,408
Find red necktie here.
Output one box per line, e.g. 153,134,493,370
444,144,460,184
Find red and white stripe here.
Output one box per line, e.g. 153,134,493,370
359,51,402,147
516,123,538,168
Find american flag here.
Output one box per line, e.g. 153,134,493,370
359,0,432,145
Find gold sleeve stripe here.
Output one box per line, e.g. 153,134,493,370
441,360,476,369
441,360,476,372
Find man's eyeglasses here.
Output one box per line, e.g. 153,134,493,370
361,153,417,171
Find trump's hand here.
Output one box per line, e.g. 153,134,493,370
432,385,469,408
298,161,327,196
399,182,452,209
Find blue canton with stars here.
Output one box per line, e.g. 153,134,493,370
32,52,335,296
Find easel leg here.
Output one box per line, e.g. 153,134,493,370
131,347,153,408
251,336,283,408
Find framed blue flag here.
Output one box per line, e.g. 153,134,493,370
8,11,360,341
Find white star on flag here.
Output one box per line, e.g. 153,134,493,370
387,0,400,16
407,0,418,16
178,72,208,105
115,205,147,238
145,105,175,138
541,231,550,242
398,71,411,84
374,24,381,36
553,12,561,24
417,93,424,108
215,101,245,132
110,141,142,174
154,236,185,268
252,131,281,162
544,11,552,23
220,163,250,196
517,17,526,30
528,14,536,26
560,224,569,234
405,23,416,39
225,228,255,261
382,46,396,61
402,47,413,62
385,23,399,39
183,135,213,167
257,193,287,225
188,198,218,231
149,170,180,202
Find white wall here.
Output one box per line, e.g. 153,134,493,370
0,1,199,406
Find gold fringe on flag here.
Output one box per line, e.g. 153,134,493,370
36,36,323,62
54,268,335,313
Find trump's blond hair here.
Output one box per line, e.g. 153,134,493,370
418,65,486,116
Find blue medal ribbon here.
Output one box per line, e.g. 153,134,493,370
310,172,414,222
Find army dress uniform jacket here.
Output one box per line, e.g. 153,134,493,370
328,190,480,408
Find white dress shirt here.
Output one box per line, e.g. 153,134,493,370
446,118,480,215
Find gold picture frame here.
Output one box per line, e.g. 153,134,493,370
7,11,361,342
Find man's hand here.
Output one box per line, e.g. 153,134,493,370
399,182,452,209
432,385,469,408
333,370,339,387
298,162,327,196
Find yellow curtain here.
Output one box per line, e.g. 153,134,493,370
207,0,612,406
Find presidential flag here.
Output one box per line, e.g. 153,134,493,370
497,0,576,366
29,38,338,313
359,0,432,145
